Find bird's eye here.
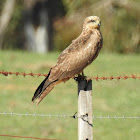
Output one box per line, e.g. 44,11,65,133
91,19,95,22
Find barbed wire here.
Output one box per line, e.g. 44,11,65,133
0,71,48,77
0,112,139,120
92,115,140,120
0,71,140,81
0,134,60,140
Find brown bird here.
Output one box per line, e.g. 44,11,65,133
32,16,103,104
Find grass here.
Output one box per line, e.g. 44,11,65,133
0,50,140,140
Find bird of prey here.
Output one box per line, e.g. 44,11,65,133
32,16,103,104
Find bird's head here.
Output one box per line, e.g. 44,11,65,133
83,16,101,31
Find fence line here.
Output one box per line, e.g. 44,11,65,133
0,134,61,140
0,70,140,81
0,70,140,139
0,112,139,120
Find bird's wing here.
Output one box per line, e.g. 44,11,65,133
48,32,102,82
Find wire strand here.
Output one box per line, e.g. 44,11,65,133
0,112,139,119
0,134,61,140
0,71,140,81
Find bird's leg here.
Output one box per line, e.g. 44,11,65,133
81,71,92,91
81,71,87,80
81,72,92,91
82,71,84,76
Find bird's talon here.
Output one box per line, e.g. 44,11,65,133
74,74,87,82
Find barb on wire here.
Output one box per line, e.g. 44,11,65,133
0,71,48,77
0,71,140,81
0,112,139,120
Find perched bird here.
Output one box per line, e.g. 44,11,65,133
32,16,103,105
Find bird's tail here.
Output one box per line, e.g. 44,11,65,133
34,82,56,105
32,73,62,105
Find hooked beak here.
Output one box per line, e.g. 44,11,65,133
98,21,101,27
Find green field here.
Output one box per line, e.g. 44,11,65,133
0,50,140,140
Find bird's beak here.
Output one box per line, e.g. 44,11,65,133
98,21,101,27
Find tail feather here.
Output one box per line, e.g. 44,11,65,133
32,76,48,102
32,70,52,101
32,70,69,105
35,82,55,105
33,80,63,105
32,70,63,104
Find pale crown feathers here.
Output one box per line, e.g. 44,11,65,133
83,16,101,31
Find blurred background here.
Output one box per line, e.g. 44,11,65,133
0,0,139,53
0,0,140,140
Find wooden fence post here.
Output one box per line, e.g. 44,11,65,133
78,79,93,140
